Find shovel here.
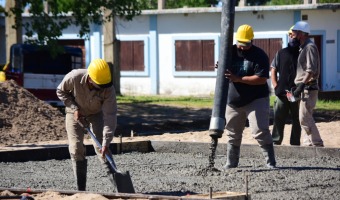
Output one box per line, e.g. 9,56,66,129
78,120,135,193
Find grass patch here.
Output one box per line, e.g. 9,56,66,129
117,95,340,111
316,99,340,111
117,95,213,108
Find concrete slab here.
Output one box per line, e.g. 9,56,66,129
0,141,150,162
150,141,340,159
0,140,339,162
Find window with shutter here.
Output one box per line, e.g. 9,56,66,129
252,38,282,65
175,40,215,72
120,41,144,71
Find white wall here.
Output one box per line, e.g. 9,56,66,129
157,13,220,96
3,6,340,95
116,10,298,96
116,15,152,95
116,7,340,95
302,9,340,91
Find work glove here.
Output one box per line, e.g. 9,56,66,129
293,83,305,98
77,116,89,128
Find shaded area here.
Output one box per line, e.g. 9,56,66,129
116,103,212,136
1,79,339,145
116,103,340,137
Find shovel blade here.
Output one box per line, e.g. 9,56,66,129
114,171,135,193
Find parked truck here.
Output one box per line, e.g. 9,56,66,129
3,44,83,106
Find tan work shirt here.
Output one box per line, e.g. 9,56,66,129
294,38,320,84
56,69,117,146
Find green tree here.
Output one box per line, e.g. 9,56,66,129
138,0,219,10
6,0,142,48
166,0,219,8
267,0,302,5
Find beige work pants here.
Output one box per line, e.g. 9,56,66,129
299,90,324,146
225,97,273,147
65,112,107,161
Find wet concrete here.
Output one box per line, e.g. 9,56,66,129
0,142,340,200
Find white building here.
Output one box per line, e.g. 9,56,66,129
1,2,340,96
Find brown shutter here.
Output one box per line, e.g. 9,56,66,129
120,41,134,71
120,41,144,71
175,40,215,71
175,40,202,71
202,40,215,71
253,38,282,65
133,41,144,71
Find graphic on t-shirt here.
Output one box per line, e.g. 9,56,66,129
231,60,251,77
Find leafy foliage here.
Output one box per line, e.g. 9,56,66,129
166,0,219,8
267,0,302,5
138,0,219,10
246,0,270,6
6,0,142,48
3,0,339,48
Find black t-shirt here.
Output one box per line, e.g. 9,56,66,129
271,45,299,96
227,44,270,108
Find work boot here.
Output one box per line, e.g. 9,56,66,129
223,143,240,169
72,159,87,191
260,144,276,169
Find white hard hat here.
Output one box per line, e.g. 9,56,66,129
292,21,310,34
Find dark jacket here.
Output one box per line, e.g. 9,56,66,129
271,45,299,96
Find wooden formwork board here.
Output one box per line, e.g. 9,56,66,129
184,192,250,199
0,188,249,200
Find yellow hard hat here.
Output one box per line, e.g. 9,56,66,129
236,24,254,43
0,71,6,82
87,59,112,88
288,25,294,34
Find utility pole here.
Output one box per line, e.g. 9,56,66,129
103,9,121,95
158,0,165,10
5,0,22,62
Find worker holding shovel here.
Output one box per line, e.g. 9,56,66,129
56,58,117,191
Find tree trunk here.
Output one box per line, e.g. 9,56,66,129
5,0,22,62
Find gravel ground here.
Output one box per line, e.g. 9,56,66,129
1,151,340,200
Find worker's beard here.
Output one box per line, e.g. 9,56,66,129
288,37,300,48
237,48,249,58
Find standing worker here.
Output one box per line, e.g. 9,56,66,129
271,26,301,146
291,21,324,147
223,24,276,169
57,58,118,190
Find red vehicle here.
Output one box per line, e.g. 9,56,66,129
4,44,83,106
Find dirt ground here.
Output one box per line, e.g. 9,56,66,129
1,79,339,149
1,79,340,200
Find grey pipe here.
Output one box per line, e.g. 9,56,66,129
209,0,236,138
